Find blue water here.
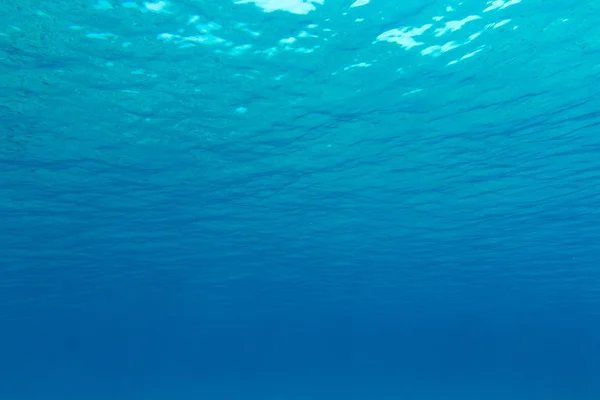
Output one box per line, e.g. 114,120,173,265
2,0,600,398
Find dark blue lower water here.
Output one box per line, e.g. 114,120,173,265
2,0,600,399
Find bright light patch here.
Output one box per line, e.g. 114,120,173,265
421,41,459,56
468,31,482,41
279,37,296,45
157,33,176,41
144,1,168,12
343,62,371,70
376,24,432,49
234,0,324,15
86,32,117,39
483,0,521,13
350,0,369,8
492,19,511,28
460,48,483,60
184,35,226,45
448,47,484,65
295,46,319,53
435,15,481,37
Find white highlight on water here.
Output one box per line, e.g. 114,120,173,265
233,0,324,14
350,0,370,8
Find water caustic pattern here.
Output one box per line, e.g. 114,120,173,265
2,0,598,296
6,0,523,71
0,0,599,311
2,0,600,398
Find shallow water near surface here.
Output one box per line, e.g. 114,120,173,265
1,0,600,399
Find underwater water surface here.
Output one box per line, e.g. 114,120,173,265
1,0,600,399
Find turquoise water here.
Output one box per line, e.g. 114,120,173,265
2,0,600,398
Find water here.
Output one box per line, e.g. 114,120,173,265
1,0,600,399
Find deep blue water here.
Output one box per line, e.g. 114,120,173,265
2,0,600,399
